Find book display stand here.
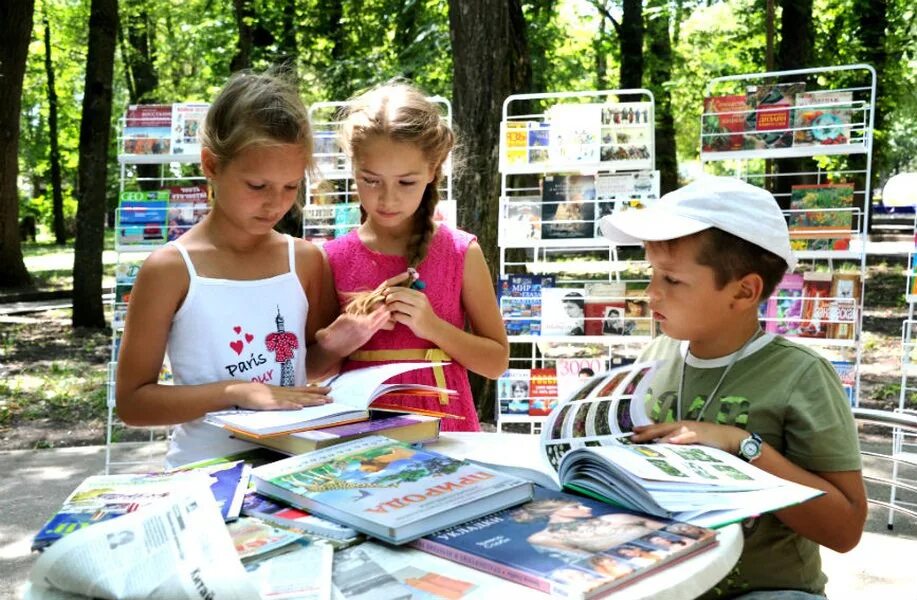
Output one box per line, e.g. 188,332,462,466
301,98,456,244
495,89,659,434
700,64,876,406
106,104,211,473
891,253,917,528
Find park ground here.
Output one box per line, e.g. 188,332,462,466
0,239,914,451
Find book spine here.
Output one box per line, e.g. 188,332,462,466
411,538,557,596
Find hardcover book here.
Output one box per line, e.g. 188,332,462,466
788,183,855,247
702,94,749,152
413,487,717,600
745,82,805,150
498,368,532,415
206,362,454,437
250,436,534,544
232,413,441,455
541,175,597,240
793,90,854,147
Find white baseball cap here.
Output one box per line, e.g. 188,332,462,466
599,175,797,270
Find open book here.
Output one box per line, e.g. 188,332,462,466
431,360,822,528
205,361,454,437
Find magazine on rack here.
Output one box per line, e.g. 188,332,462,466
431,361,822,528
205,361,454,437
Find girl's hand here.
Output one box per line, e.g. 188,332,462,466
315,304,392,358
384,274,443,340
630,421,746,454
226,383,333,411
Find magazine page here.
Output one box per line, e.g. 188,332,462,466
244,539,333,600
26,478,258,600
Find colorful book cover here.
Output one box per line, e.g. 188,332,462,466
528,122,550,163
547,103,602,164
498,368,532,415
541,175,597,240
765,273,804,335
541,287,587,337
599,102,652,166
166,184,210,241
831,361,856,406
499,274,554,336
788,183,855,244
583,282,627,336
501,195,542,244
702,94,749,152
745,82,805,149
793,91,853,147
798,272,833,339
250,436,533,545
625,284,653,336
413,487,716,600
827,273,860,340
529,367,559,416
911,253,917,296
170,102,209,156
333,203,361,238
241,491,359,540
123,104,172,155
504,121,529,166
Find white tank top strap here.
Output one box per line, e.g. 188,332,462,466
285,234,296,273
168,240,198,278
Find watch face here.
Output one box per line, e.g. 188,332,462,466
741,435,762,460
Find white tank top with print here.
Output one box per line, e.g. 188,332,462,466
165,234,308,467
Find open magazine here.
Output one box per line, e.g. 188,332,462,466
205,361,454,437
433,360,822,528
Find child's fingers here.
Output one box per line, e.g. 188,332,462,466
383,272,412,288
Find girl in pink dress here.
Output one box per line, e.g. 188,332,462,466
322,82,509,431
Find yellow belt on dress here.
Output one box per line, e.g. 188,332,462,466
348,348,451,405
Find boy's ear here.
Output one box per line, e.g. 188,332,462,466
733,272,765,309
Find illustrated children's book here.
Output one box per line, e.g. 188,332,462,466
793,90,854,147
745,82,805,149
413,487,717,600
431,361,823,528
827,272,860,340
788,183,855,250
250,436,534,544
702,94,749,152
765,273,804,336
232,413,441,455
798,271,833,339
498,368,532,415
541,175,597,240
206,362,455,438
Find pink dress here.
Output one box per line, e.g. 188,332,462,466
324,224,481,431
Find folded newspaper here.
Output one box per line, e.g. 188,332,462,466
433,360,823,528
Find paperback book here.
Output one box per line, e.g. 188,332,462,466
827,272,860,340
433,361,823,528
250,436,534,544
529,367,559,416
542,287,587,337
788,183,855,248
122,104,172,155
798,271,833,339
166,184,209,241
498,368,532,415
583,282,627,337
541,175,597,240
241,491,360,540
170,102,209,156
413,487,717,600
206,362,454,437
793,90,854,147
599,102,653,167
702,94,749,152
498,274,554,336
503,121,530,166
745,82,806,150
765,273,805,336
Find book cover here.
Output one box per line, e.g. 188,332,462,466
528,122,550,164
765,273,805,336
542,175,597,240
594,171,659,236
233,413,441,455
745,82,805,150
302,204,336,243
250,436,534,544
827,273,860,340
702,94,749,152
166,184,210,241
556,358,606,404
501,195,542,244
793,91,853,147
499,274,554,336
241,491,360,540
170,102,208,155
625,284,653,336
547,103,602,164
123,104,172,155
831,361,856,405
788,183,855,245
333,202,361,238
798,272,833,339
541,287,587,337
413,487,716,600
504,121,529,166
599,102,653,166
314,130,348,175
529,367,559,416
583,282,627,336
498,369,531,415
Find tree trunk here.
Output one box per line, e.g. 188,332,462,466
0,0,35,289
594,11,608,90
646,1,678,193
278,0,298,69
73,0,118,329
448,0,529,424
854,0,887,209
230,0,254,72
619,0,643,90
43,6,66,245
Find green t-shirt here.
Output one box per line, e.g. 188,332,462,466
639,334,861,598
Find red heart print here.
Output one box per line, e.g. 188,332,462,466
233,326,242,334
245,333,254,343
230,340,244,355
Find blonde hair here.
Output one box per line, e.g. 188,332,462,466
339,81,454,316
202,69,315,178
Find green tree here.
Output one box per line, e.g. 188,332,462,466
43,3,67,244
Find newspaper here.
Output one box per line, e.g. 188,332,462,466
25,475,260,599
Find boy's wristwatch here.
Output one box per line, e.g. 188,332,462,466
738,432,763,462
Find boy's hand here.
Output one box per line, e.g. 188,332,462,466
226,382,332,411
631,422,746,455
384,283,443,341
316,304,392,357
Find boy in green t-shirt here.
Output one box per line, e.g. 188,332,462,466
600,176,866,599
